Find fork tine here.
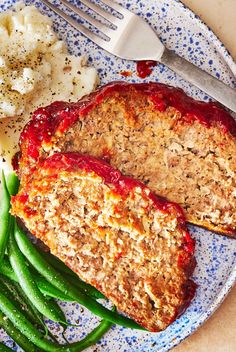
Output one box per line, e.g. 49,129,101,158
79,0,120,24
40,0,107,44
100,0,131,17
59,0,114,36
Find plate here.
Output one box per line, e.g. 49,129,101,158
0,0,236,351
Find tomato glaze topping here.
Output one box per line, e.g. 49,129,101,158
20,82,236,163
174,279,197,321
120,71,132,77
12,151,21,171
39,152,196,274
41,152,185,216
136,60,157,78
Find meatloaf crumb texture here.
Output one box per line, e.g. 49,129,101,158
11,153,196,332
18,82,236,236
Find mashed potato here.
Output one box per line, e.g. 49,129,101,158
0,4,98,171
0,4,98,117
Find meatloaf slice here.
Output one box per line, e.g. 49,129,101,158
17,82,236,236
11,153,196,332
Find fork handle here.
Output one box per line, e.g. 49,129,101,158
160,48,236,113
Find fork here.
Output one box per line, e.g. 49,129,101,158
41,0,236,113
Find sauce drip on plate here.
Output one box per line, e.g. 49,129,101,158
136,60,157,78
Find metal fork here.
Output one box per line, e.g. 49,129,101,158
41,0,236,112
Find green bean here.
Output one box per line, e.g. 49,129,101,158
11,280,55,340
63,319,112,352
36,276,73,301
2,250,103,302
40,250,105,299
0,343,13,352
6,173,20,196
12,286,59,342
0,276,55,339
0,278,33,321
0,171,20,263
13,280,49,334
0,257,72,302
0,264,71,302
0,288,112,352
0,278,14,299
14,222,144,330
8,225,67,324
0,171,11,263
0,256,18,281
0,311,38,352
0,274,44,329
0,289,54,351
66,275,105,300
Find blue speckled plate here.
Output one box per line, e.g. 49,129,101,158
0,0,236,351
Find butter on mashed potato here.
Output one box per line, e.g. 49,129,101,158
0,3,98,171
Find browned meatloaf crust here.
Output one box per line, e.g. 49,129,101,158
11,153,196,332
17,82,236,236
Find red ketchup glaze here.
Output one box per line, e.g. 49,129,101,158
20,101,80,160
120,71,132,77
24,207,37,217
150,94,167,112
41,152,187,214
136,60,157,78
183,231,195,254
19,82,236,166
114,251,123,260
11,193,36,218
12,151,21,172
41,152,195,266
19,152,196,313
15,194,28,204
177,229,196,274
102,148,113,163
175,280,197,320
